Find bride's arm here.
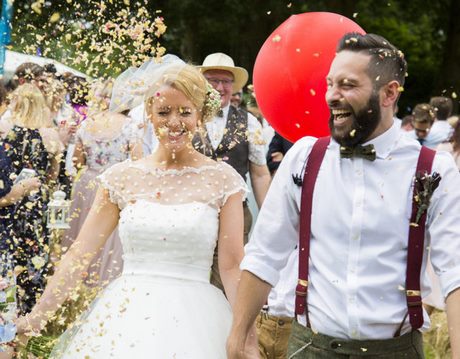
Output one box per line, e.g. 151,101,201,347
16,187,119,333
218,192,244,307
218,194,260,358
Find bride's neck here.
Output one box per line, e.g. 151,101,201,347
152,145,198,168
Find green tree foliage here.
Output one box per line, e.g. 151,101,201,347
7,0,459,113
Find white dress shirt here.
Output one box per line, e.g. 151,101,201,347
205,105,267,165
266,248,297,317
430,120,453,144
241,122,460,340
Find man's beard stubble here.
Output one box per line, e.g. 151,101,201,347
328,93,381,147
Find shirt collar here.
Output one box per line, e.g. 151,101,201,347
362,120,401,159
221,104,230,119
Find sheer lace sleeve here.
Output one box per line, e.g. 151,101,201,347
218,162,249,207
97,160,133,209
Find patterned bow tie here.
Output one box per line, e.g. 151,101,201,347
340,144,376,161
217,109,224,118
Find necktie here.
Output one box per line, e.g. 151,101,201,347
417,138,425,145
217,109,224,118
340,144,376,161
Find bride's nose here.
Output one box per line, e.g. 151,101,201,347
167,114,182,129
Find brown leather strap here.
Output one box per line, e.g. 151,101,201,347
404,145,436,332
296,137,330,324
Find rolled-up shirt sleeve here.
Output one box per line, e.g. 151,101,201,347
241,137,317,286
427,151,460,299
247,113,267,166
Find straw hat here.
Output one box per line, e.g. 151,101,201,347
198,53,249,92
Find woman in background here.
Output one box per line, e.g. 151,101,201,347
63,79,143,287
1,83,63,314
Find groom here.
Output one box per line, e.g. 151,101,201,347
227,32,460,358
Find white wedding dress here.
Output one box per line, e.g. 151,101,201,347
50,159,247,359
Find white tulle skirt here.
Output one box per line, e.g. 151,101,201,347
50,272,232,358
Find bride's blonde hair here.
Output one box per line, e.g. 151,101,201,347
144,64,219,124
11,83,51,129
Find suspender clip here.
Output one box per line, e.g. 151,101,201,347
298,279,308,287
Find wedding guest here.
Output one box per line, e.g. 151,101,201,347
62,78,143,287
227,33,460,358
407,103,436,147
0,144,41,249
194,53,271,292
2,83,63,314
231,90,244,108
266,132,293,176
437,119,460,170
429,96,454,145
400,114,414,132
0,82,11,138
11,62,45,90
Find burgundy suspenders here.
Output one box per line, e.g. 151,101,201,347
295,139,436,333
404,146,436,331
295,137,330,323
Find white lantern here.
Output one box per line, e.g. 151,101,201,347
47,190,71,229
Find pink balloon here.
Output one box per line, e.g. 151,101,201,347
253,12,365,142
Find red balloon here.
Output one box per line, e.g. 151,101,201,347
253,12,365,142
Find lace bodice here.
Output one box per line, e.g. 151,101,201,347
98,160,247,281
98,159,247,210
76,119,142,171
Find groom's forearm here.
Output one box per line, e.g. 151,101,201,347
227,270,271,358
232,270,271,333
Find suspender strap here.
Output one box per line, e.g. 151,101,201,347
405,146,436,331
295,137,330,321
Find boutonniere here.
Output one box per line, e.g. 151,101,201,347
411,171,441,226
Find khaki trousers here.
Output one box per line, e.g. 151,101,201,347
256,312,293,359
210,203,252,292
287,321,424,358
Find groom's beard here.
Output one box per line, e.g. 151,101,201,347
329,93,381,147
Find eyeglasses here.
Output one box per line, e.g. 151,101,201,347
206,78,234,88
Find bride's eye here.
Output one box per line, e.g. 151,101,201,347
179,107,192,116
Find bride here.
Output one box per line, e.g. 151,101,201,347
15,57,257,358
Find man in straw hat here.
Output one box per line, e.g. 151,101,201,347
194,52,271,292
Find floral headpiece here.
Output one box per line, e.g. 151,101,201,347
202,84,221,122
